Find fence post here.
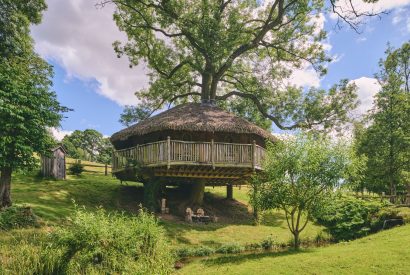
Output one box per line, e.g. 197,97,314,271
211,139,215,170
167,136,171,169
105,164,108,176
252,140,256,170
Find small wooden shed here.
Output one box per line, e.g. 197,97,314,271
41,146,66,179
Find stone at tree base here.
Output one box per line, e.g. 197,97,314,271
197,208,204,216
185,208,193,223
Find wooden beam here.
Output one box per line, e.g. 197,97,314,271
167,136,171,169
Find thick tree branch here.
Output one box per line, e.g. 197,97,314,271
216,90,302,130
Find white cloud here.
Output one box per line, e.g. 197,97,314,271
391,7,410,34
287,13,337,89
356,36,367,42
32,0,149,106
289,64,321,88
329,0,410,20
49,127,73,141
350,77,381,117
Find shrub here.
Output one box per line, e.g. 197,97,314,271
68,163,84,175
216,243,244,254
314,231,332,246
313,196,400,241
0,206,174,274
189,246,215,257
0,205,39,230
260,236,279,250
50,206,174,274
175,247,192,258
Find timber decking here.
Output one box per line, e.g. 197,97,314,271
112,138,265,173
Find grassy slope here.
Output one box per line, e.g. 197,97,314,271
5,173,322,249
179,224,410,275
4,173,410,274
66,158,112,173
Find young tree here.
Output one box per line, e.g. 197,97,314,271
97,0,386,130
0,0,68,207
357,42,410,199
257,134,352,249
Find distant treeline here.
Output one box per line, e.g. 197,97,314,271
61,129,112,164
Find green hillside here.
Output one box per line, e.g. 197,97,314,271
179,224,410,274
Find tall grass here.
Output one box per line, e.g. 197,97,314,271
0,206,175,274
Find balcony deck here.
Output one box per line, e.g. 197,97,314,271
112,139,266,179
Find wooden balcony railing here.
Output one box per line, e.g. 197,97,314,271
112,138,266,172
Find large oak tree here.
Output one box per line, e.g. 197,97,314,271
100,0,383,130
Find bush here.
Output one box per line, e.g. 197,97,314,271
68,163,84,175
260,236,279,250
1,206,175,274
48,206,175,274
216,243,244,254
313,196,400,241
191,246,215,257
0,205,39,230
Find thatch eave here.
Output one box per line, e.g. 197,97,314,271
111,103,275,144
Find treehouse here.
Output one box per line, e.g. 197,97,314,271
110,102,275,205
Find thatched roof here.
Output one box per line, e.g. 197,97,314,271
111,103,275,143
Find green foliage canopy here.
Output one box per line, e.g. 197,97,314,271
102,0,365,130
62,129,113,164
255,134,355,248
356,42,410,195
0,0,69,207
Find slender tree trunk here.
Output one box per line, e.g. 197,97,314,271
293,231,300,249
0,167,12,208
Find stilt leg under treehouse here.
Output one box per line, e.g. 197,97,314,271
227,184,233,199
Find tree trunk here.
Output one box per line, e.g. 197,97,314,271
0,167,12,208
143,178,163,212
188,181,205,205
390,179,397,204
293,231,300,249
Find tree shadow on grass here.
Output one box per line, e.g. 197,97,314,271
199,249,312,267
260,211,287,227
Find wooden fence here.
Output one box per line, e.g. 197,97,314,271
112,138,266,172
66,159,112,175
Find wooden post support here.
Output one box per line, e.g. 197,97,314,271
227,184,233,199
105,164,108,176
211,139,215,170
252,140,256,170
167,136,171,169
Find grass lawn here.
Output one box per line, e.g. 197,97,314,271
66,157,112,173
178,224,410,274
9,172,140,224
2,172,410,274
4,172,323,249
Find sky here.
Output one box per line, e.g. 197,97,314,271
30,0,410,140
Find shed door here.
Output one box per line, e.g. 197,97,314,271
57,156,64,179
